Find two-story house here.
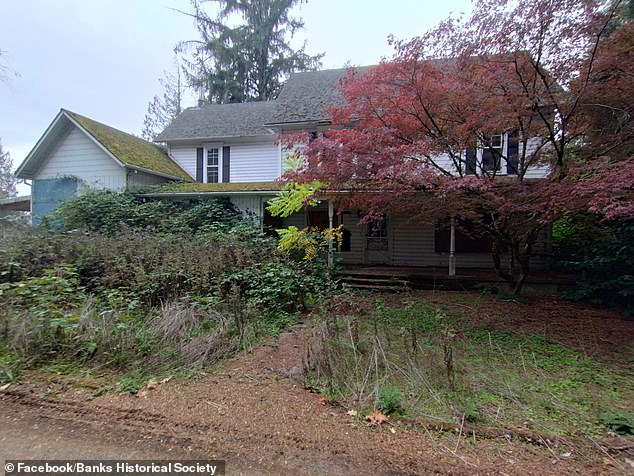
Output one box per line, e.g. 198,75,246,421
15,67,549,269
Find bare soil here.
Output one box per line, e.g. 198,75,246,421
1,291,633,475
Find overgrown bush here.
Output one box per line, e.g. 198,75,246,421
553,215,634,315
51,190,245,235
0,191,338,383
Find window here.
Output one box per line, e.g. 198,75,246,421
465,133,514,175
481,134,504,172
368,217,387,238
434,219,507,253
206,148,219,183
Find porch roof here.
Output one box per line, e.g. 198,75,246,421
143,181,283,197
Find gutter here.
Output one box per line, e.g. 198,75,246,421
142,190,280,198
126,164,192,182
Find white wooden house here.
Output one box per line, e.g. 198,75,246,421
15,68,549,269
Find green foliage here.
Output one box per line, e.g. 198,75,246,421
0,348,21,384
52,190,172,234
0,139,17,199
180,0,322,103
266,181,326,218
378,386,405,415
51,190,246,236
306,299,633,437
224,258,333,314
0,197,338,385
0,264,88,362
599,410,634,435
553,215,634,315
0,189,339,388
277,225,342,260
159,199,244,234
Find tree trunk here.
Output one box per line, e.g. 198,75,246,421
512,243,533,295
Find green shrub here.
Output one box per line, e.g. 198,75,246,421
378,386,405,415
599,410,634,435
553,215,634,315
51,190,248,236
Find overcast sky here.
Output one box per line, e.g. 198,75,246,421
1,0,472,192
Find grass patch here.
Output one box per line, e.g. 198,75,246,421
304,296,634,437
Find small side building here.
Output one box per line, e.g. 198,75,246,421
14,109,191,223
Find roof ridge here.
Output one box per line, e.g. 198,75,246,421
63,109,192,181
63,109,153,144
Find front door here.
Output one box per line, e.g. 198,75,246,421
366,218,389,264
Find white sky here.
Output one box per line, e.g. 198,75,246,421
0,0,472,194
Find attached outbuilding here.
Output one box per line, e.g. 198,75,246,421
14,109,191,223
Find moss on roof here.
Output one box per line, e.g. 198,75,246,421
64,110,192,181
150,181,283,193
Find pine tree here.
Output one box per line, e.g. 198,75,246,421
179,0,323,104
0,140,17,199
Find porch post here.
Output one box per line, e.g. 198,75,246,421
449,215,456,276
328,199,334,267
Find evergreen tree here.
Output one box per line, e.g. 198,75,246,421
178,0,322,104
0,140,17,199
142,61,185,140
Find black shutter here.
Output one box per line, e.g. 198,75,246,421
506,131,519,175
196,147,204,183
465,147,476,175
222,146,230,183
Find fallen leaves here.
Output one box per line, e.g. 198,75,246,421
135,376,173,398
365,411,389,426
346,409,358,417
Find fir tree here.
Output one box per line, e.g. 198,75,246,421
178,0,323,104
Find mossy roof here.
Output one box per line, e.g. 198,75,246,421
64,110,192,181
149,181,283,194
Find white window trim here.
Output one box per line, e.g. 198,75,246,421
203,143,223,183
477,133,508,175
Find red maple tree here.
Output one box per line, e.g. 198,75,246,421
283,0,634,294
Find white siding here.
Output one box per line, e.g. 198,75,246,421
230,195,266,226
169,146,197,179
231,142,280,182
127,171,170,188
336,212,366,264
36,127,125,190
168,141,280,183
391,217,434,266
391,213,547,269
523,137,551,179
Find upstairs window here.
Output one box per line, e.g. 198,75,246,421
206,148,219,183
465,132,519,175
481,134,504,172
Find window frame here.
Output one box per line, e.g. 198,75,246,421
204,144,223,183
478,133,506,174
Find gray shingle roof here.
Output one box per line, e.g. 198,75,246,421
266,67,368,125
155,101,278,141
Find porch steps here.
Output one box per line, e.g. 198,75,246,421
339,275,411,292
338,267,570,294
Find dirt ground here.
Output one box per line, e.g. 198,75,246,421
1,291,633,475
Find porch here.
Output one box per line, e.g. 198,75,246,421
339,265,571,295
